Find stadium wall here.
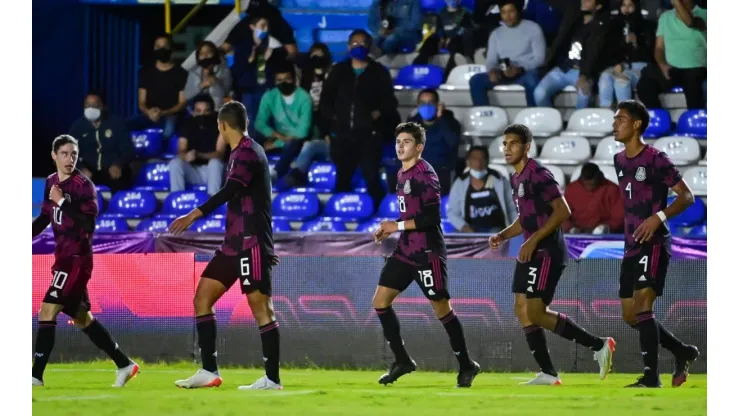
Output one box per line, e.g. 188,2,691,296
32,253,706,374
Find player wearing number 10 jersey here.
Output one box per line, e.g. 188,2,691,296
612,100,700,388
31,135,138,387
373,122,480,388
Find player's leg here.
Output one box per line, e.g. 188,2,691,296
514,293,559,385
627,286,662,387
32,302,64,385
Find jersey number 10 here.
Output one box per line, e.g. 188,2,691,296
52,207,63,225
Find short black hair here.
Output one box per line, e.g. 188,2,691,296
417,88,439,103
192,94,215,111
84,91,106,105
197,40,218,56
348,29,372,46
503,123,533,144
500,0,523,12
309,42,332,60
249,14,268,26
155,34,172,47
467,145,489,161
218,101,248,131
395,122,426,146
617,99,650,134
580,162,603,181
52,135,79,153
273,60,296,80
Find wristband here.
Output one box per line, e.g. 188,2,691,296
397,221,405,231
56,198,65,207
656,211,667,223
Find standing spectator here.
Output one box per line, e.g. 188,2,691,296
184,41,233,110
597,0,656,108
562,163,623,234
319,30,398,209
368,0,423,56
413,0,475,79
447,146,517,233
168,95,226,196
221,0,298,60
128,34,188,140
299,43,334,140
468,0,545,107
70,92,135,193
636,0,706,109
533,0,612,108
406,89,461,194
255,62,312,181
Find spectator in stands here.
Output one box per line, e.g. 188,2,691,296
468,0,545,107
255,61,312,182
447,146,517,233
368,0,423,56
413,0,475,79
70,92,134,193
597,0,656,108
319,30,398,209
636,0,706,109
562,163,623,234
128,34,188,140
299,43,333,140
533,0,612,108
184,41,233,110
406,89,461,194
221,0,298,60
168,95,226,196
474,1,562,49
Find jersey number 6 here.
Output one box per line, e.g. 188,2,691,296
240,257,251,285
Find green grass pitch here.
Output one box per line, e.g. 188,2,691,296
32,362,706,416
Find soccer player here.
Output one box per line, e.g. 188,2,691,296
488,124,615,385
373,122,481,388
31,135,138,387
612,100,700,388
169,101,281,390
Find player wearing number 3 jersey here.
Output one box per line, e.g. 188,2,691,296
373,122,481,388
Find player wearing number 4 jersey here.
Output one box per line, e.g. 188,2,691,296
169,101,282,391
374,122,481,388
612,100,700,388
31,135,138,388
489,124,615,386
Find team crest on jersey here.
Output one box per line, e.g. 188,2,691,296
635,167,646,182
105,129,113,138
403,180,411,194
518,183,524,197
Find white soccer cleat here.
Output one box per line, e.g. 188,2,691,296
593,337,616,380
175,368,223,389
519,372,562,386
237,375,283,390
32,377,44,387
113,362,140,387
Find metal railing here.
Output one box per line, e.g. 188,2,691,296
164,0,243,35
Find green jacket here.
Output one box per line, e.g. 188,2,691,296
255,87,312,147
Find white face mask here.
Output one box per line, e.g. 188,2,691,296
470,169,487,180
84,107,101,121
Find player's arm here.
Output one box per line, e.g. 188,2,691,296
530,196,571,244
402,202,441,231
57,201,96,233
32,215,51,238
488,217,521,250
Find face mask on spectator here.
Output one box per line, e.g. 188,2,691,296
197,56,220,68
348,45,369,61
84,107,101,121
277,82,296,96
470,169,487,180
310,54,330,69
254,28,269,42
418,103,437,121
446,0,459,8
153,48,172,62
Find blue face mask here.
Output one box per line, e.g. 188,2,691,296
353,67,366,75
445,0,459,7
254,28,268,42
418,103,437,121
348,45,369,61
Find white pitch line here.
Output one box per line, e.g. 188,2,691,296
47,368,317,376
35,394,119,402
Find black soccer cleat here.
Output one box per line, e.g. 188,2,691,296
625,376,662,388
456,361,481,388
379,360,417,385
672,345,700,388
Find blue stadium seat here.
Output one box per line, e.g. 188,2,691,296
394,65,445,90
441,195,449,219
272,192,321,221
670,86,684,93
96,184,110,192
103,190,158,219
667,196,706,227
323,192,374,222
188,184,207,192
95,217,129,233
272,219,292,232
303,162,336,193
131,129,163,159
162,136,180,160
420,0,445,12
688,222,707,238
193,217,226,233
300,219,348,232
158,190,210,218
211,202,227,219
97,193,105,213
378,194,400,218
355,217,393,233
135,218,170,232
134,162,170,192
268,154,281,163
441,220,456,234
675,109,707,139
644,109,672,138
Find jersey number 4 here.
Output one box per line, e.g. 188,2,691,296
398,196,407,213
240,257,251,285
625,182,632,200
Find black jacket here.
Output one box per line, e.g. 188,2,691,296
318,59,399,140
604,8,657,67
69,113,134,172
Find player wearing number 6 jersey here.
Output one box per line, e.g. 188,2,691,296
169,101,281,390
31,135,138,387
373,122,480,388
489,124,615,386
612,100,700,388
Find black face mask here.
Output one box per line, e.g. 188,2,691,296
197,56,220,68
277,82,296,96
310,55,330,69
153,48,172,62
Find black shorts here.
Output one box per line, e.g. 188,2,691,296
378,254,450,301
43,255,93,317
619,243,670,298
201,246,272,296
511,253,565,306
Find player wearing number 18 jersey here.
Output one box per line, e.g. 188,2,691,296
612,100,699,388
373,122,480,388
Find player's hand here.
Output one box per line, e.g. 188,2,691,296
379,220,399,236
49,185,64,204
373,227,391,243
517,237,538,263
169,213,196,235
268,254,280,266
108,164,122,180
633,215,662,244
488,233,504,250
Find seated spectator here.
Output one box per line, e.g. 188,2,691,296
368,0,423,56
406,89,461,194
447,146,517,233
533,0,612,108
168,95,226,196
184,40,232,110
255,61,312,181
474,0,562,49
128,34,188,140
469,0,545,107
221,0,298,60
636,0,706,109
598,0,656,108
70,92,134,193
413,0,475,79
562,163,623,234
